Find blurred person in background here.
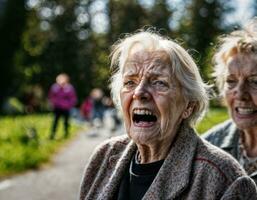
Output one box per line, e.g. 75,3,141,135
80,95,94,122
90,88,105,124
81,88,105,123
79,30,257,200
102,96,122,134
48,73,77,139
203,18,257,184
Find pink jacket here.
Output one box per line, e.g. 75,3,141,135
48,83,77,110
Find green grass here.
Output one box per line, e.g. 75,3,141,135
0,114,81,178
196,107,229,134
0,107,229,178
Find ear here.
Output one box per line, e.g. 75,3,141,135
182,102,196,119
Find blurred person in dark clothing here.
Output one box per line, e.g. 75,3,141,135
48,73,77,139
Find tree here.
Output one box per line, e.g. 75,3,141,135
20,0,96,103
108,0,148,43
147,0,172,33
177,0,233,80
108,0,174,43
0,0,27,108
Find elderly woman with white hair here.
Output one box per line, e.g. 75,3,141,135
79,30,257,200
203,19,257,185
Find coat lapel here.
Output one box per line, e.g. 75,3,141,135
100,139,137,200
219,122,240,160
143,124,199,200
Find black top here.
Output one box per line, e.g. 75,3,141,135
116,154,164,200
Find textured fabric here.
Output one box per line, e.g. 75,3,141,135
238,135,257,175
203,119,257,184
79,123,257,200
48,83,77,110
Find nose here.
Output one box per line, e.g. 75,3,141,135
233,81,250,100
133,81,151,101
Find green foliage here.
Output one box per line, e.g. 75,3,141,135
147,0,172,31
22,12,49,57
4,97,25,114
108,0,173,43
0,0,27,106
108,0,148,42
0,0,246,110
0,114,80,177
177,0,234,80
196,107,229,134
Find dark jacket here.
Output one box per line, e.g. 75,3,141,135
80,123,257,200
203,119,257,184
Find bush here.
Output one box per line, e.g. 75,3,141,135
1,97,25,115
0,114,80,177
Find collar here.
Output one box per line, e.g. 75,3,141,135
143,123,198,199
219,120,240,150
100,123,199,200
100,139,137,199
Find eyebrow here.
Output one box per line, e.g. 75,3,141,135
123,71,170,79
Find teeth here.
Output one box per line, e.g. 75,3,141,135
133,109,153,115
237,108,255,115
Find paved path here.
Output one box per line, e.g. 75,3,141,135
0,127,119,200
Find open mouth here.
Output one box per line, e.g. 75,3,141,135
236,107,257,115
132,109,157,124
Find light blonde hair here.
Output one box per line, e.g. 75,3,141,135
109,30,209,126
56,73,70,85
213,18,257,96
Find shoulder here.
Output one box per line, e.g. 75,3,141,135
221,176,257,199
79,134,131,199
194,137,246,184
89,135,130,161
82,134,131,179
64,84,75,92
50,83,60,91
201,119,235,144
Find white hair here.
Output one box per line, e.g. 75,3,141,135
110,30,210,126
213,18,257,96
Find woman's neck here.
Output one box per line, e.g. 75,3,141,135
136,137,173,164
241,129,257,157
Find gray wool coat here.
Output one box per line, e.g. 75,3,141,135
202,119,257,184
79,123,257,200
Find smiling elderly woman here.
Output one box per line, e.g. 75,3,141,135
79,31,257,200
203,19,257,185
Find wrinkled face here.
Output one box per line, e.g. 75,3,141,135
120,50,190,145
224,53,257,131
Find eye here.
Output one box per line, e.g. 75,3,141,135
225,78,237,89
153,80,164,85
123,80,136,88
248,77,257,89
152,80,169,89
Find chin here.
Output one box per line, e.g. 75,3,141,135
129,131,155,145
235,120,257,130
